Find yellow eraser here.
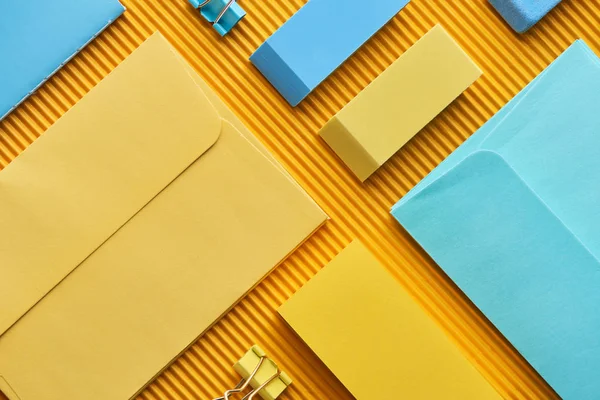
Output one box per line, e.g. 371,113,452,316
320,24,482,181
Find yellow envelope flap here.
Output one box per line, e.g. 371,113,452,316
0,32,222,336
0,376,19,400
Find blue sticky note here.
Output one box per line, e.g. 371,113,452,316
0,0,125,120
250,0,411,106
489,0,562,33
392,40,600,400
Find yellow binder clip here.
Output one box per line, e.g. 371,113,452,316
213,345,292,400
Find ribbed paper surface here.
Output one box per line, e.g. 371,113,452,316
1,0,597,399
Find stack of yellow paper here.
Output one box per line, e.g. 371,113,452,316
279,241,500,399
0,32,326,400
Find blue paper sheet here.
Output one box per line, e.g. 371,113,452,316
0,0,125,120
392,40,600,400
250,0,411,106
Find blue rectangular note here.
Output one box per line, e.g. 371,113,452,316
0,0,125,120
392,40,600,400
250,0,411,106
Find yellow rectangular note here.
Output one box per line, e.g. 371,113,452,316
0,32,326,400
320,25,482,181
279,241,501,399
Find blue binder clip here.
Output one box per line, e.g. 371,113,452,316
188,0,246,36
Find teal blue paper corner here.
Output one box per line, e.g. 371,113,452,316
0,0,125,120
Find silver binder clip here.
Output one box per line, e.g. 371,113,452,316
213,345,292,400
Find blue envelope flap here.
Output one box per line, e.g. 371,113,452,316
477,46,600,265
394,40,597,210
395,40,600,264
393,150,600,400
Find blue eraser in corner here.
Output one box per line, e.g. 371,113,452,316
250,0,411,107
489,0,562,33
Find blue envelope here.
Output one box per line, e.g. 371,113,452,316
392,40,600,400
0,0,125,120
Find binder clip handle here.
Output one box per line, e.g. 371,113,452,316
188,0,246,36
194,0,233,25
213,345,291,400
240,370,282,400
212,356,267,400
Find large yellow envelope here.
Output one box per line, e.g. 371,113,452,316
0,32,326,400
279,241,500,399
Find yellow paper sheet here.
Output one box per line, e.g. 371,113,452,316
0,32,326,400
319,25,482,181
279,241,501,399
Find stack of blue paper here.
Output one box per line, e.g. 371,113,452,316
392,40,600,400
0,0,125,120
250,0,411,106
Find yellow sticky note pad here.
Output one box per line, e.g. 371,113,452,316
320,25,482,181
0,32,326,400
279,241,501,399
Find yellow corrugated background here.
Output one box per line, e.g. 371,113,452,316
1,0,597,398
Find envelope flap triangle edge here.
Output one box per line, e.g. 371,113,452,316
147,31,222,152
393,39,597,213
0,375,20,400
0,31,223,337
393,149,600,271
393,153,600,400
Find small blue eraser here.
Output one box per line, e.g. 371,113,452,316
250,0,411,106
188,0,246,36
489,0,562,33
